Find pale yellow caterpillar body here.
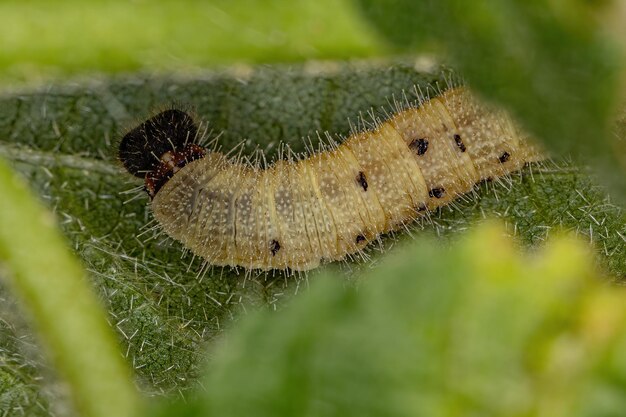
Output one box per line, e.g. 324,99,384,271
119,86,542,271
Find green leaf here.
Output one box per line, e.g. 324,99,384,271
0,63,624,414
0,157,142,417
0,0,383,83
151,224,626,417
353,0,626,199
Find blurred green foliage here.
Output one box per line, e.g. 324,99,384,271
0,159,141,417
0,0,381,83
0,1,624,416
152,224,626,417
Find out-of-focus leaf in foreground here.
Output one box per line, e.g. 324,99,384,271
354,0,626,199
0,64,624,415
151,223,626,417
0,0,383,83
0,155,141,417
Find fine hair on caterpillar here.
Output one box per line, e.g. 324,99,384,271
118,84,543,272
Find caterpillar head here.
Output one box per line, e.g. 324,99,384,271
119,109,206,199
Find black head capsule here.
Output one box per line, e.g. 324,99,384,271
118,109,206,198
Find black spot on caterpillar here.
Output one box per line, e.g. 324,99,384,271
118,86,543,271
454,134,466,152
356,171,368,192
409,138,429,155
270,239,281,256
428,187,445,199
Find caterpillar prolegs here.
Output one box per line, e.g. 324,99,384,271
118,86,543,271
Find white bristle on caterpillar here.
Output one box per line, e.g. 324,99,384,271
119,86,543,271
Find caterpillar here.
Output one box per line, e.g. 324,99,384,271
118,86,543,271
